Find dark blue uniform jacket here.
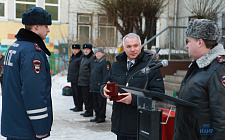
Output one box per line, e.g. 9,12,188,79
90,55,111,93
1,29,53,139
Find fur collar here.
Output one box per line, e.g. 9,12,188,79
15,28,51,56
72,50,83,58
196,44,225,68
82,50,94,59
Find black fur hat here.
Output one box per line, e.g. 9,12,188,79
22,7,52,25
83,44,92,50
72,44,81,49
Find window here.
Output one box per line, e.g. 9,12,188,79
98,15,116,47
15,0,36,19
78,14,92,45
45,0,59,21
222,13,225,36
0,0,7,19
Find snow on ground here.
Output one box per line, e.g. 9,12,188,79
0,70,116,140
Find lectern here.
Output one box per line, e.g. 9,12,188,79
116,84,198,140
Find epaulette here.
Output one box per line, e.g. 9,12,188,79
33,43,42,52
216,55,225,64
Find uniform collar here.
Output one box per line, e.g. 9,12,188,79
83,50,94,59
75,50,83,58
15,28,51,56
196,44,225,68
127,58,135,65
95,55,106,63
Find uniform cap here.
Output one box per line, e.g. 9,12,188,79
72,44,80,49
83,44,92,50
22,7,52,25
186,19,221,41
94,47,104,53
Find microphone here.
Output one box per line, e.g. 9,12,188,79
140,59,168,74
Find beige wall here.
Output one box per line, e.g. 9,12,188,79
0,21,68,44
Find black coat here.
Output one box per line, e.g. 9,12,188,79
90,55,111,93
78,51,95,86
101,50,165,137
173,45,225,140
67,50,83,84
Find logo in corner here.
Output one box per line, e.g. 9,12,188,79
200,124,214,135
33,60,41,74
203,124,210,128
222,75,225,87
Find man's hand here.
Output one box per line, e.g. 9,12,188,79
117,93,132,104
103,81,111,99
36,134,47,138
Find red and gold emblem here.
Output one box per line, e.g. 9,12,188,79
33,60,41,74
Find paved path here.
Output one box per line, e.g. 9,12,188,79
45,89,116,140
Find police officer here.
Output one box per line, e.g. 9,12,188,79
173,19,225,140
67,44,83,112
90,47,111,123
102,33,164,140
1,7,53,140
78,44,95,117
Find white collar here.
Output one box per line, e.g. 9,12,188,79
196,44,225,68
127,58,135,64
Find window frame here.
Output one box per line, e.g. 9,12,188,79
44,0,60,22
0,0,8,20
98,15,117,47
14,0,37,20
222,13,225,36
77,14,92,44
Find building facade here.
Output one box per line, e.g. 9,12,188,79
1,0,225,73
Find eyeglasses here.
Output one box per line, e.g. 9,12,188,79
186,39,189,45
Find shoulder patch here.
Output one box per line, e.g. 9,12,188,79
33,43,42,52
107,64,110,70
216,56,225,64
222,75,225,87
33,60,41,74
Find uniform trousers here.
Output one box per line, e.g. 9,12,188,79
80,86,93,114
92,92,106,119
71,83,83,110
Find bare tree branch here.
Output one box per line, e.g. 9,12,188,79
93,0,168,49
184,0,225,21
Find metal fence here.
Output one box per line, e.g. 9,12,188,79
48,57,69,75
143,26,190,60
51,26,192,75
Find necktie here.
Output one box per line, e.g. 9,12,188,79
127,61,133,70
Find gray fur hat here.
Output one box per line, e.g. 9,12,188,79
94,47,104,53
186,19,221,41
22,7,52,25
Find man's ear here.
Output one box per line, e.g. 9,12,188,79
198,39,204,48
33,25,39,30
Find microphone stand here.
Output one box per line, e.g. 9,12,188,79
143,48,161,90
